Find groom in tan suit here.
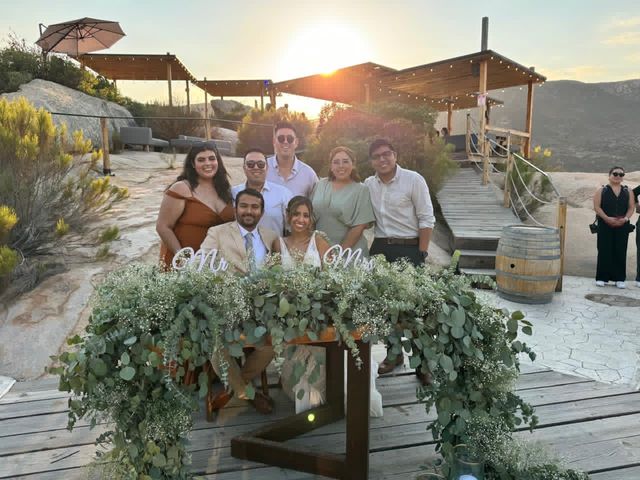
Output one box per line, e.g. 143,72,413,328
201,188,278,414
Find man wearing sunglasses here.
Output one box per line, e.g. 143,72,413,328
364,138,435,384
232,148,292,235
266,121,318,197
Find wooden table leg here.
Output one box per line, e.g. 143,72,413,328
346,341,370,480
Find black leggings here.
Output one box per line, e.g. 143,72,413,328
596,222,629,282
636,221,640,282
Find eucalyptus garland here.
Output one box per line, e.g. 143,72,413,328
51,258,539,479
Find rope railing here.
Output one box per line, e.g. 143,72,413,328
465,113,568,291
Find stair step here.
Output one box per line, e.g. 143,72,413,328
457,249,497,269
458,249,496,256
459,267,496,276
459,268,496,289
453,237,500,251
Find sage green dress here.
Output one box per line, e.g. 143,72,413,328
311,178,375,254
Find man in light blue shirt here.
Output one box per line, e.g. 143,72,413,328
232,148,292,236
266,121,318,197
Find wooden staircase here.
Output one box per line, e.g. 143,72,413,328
436,166,522,278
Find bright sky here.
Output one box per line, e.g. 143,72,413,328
1,0,639,116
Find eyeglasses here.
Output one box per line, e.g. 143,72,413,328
277,134,296,144
245,160,266,169
371,150,394,161
612,172,625,177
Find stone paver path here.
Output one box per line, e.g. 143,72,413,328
480,275,640,388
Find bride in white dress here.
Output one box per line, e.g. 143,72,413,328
272,196,331,410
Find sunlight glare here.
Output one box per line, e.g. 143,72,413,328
277,22,372,79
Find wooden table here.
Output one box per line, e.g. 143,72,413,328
231,336,371,480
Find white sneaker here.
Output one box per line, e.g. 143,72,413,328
616,281,626,289
636,281,640,288
595,280,605,287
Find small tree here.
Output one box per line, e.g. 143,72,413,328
0,97,128,290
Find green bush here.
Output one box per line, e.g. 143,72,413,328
0,97,128,287
236,107,313,156
304,102,456,192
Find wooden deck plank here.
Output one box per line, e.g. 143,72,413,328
1,367,639,479
590,466,640,479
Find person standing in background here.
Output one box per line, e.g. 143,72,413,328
266,121,318,197
593,166,634,288
311,146,375,254
632,183,640,287
232,148,292,235
364,138,435,384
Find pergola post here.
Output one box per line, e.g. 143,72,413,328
269,90,277,110
364,83,370,105
447,102,453,134
524,80,534,157
479,59,489,185
166,57,173,107
203,77,211,140
260,83,265,112
185,80,190,113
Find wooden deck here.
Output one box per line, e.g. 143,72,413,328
437,166,521,276
1,363,639,479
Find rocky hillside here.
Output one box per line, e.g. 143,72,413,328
1,79,135,147
443,79,640,172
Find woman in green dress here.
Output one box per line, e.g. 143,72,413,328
311,146,375,254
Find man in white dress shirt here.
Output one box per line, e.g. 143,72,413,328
232,148,292,235
266,121,318,197
364,138,435,383
200,189,278,414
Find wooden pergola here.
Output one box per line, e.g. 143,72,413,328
194,79,272,112
79,53,197,108
272,49,542,155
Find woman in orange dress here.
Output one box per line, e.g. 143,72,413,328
156,142,234,269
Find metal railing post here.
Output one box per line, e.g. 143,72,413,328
465,114,471,157
100,117,111,175
503,132,512,208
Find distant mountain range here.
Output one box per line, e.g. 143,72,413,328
443,79,640,172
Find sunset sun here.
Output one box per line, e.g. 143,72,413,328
277,22,372,78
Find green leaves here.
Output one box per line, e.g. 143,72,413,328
50,254,539,479
119,366,135,381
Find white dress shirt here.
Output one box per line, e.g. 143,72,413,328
237,224,268,267
266,155,318,198
232,181,292,235
364,165,435,238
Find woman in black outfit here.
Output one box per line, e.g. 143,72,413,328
593,166,634,288
633,184,640,287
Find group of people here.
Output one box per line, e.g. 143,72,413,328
593,166,640,288
155,121,436,414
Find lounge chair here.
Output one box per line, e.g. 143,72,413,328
120,127,169,151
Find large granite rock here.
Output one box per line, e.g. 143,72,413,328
1,79,135,148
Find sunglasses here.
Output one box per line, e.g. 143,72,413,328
612,172,625,177
277,134,296,144
245,160,266,169
370,150,394,161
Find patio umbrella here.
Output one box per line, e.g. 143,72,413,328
36,17,125,57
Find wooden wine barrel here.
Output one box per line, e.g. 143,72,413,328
495,225,561,304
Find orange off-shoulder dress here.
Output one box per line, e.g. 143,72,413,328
159,190,235,269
